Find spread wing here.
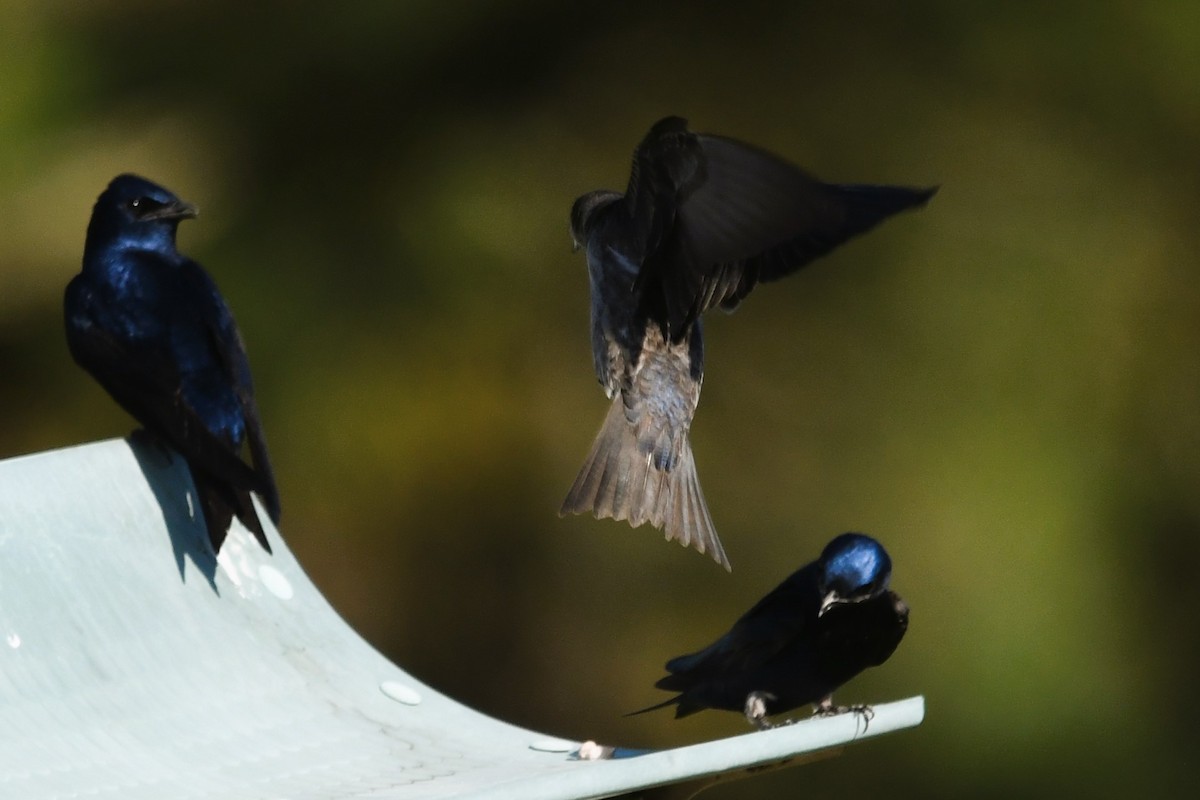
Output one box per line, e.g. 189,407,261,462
629,117,938,336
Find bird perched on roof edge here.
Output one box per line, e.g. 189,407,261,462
65,174,280,554
561,116,937,569
630,531,908,728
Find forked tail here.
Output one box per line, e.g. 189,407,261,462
193,467,273,555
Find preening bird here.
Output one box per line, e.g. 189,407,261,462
65,174,280,554
561,116,937,569
631,532,908,728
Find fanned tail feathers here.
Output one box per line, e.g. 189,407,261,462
560,397,730,570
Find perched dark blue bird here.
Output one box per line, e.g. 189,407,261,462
560,117,937,569
632,532,908,728
65,174,279,554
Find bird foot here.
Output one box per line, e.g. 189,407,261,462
812,698,874,731
743,691,778,730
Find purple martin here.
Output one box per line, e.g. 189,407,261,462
631,532,908,728
65,174,280,554
560,117,937,569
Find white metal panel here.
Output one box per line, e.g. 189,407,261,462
0,437,923,799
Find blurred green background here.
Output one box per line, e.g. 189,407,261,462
3,1,1199,797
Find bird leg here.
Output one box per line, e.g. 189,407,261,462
743,691,778,730
812,695,874,731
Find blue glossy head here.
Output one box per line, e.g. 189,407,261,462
817,532,893,617
85,174,197,256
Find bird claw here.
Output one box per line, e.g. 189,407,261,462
743,691,778,730
812,698,875,731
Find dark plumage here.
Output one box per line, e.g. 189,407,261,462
561,117,937,569
65,174,279,554
632,532,908,728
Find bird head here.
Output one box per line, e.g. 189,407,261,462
85,174,197,253
816,532,893,618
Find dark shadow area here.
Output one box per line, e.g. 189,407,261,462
127,430,220,594
1118,496,1200,744
608,743,841,798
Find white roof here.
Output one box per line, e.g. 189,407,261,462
0,438,923,799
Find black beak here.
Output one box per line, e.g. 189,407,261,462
143,199,198,222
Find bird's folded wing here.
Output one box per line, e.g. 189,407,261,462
69,288,264,497
181,262,281,522
660,568,816,684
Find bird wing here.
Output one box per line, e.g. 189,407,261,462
66,267,264,497
178,260,281,523
659,562,818,685
630,118,937,336
623,116,705,264
590,306,624,398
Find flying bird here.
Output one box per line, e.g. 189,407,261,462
631,532,908,728
560,116,936,569
65,174,280,554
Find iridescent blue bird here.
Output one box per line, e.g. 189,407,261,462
561,117,937,569
65,174,279,554
632,532,908,728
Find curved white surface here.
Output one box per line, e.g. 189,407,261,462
0,438,923,799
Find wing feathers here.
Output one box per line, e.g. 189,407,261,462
629,117,937,335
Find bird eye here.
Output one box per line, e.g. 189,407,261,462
127,197,165,216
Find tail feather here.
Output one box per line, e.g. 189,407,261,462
231,485,272,554
192,468,273,555
195,475,234,554
669,443,727,569
626,693,708,720
669,465,688,545
597,421,632,520
246,422,281,525
561,398,731,570
624,695,681,718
